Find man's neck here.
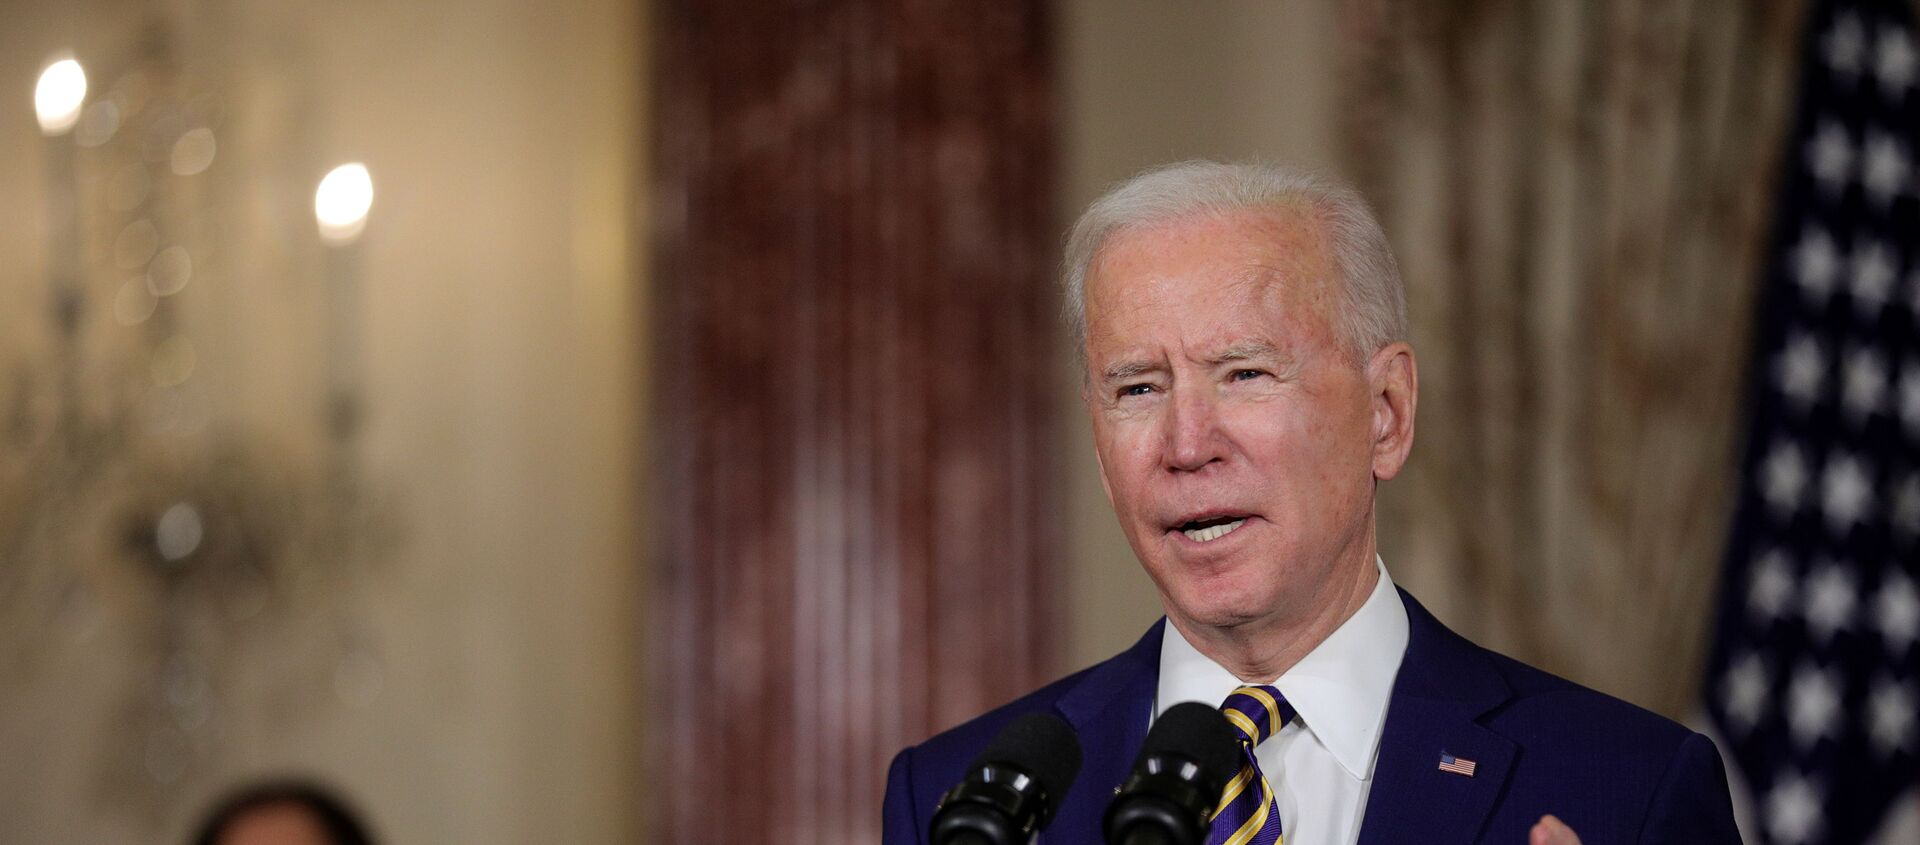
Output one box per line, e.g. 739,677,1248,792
1167,549,1382,683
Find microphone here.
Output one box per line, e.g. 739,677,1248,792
930,712,1084,845
1103,702,1242,845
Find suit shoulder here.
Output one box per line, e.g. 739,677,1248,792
1475,644,1696,754
1400,588,1691,748
902,664,1102,765
1471,645,1738,839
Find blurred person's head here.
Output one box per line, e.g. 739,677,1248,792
191,779,374,845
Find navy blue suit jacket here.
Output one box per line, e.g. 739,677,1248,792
883,589,1740,844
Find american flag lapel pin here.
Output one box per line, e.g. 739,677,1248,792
1438,752,1477,777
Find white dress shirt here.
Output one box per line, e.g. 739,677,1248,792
1153,557,1409,845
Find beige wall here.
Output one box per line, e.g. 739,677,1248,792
1056,0,1347,669
0,0,644,842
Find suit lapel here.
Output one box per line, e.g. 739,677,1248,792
1357,590,1516,845
1049,618,1163,842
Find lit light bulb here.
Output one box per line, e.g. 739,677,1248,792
315,163,374,244
35,57,87,136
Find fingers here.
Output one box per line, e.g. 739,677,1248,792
1530,814,1581,845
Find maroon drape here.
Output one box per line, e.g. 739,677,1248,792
648,2,1059,841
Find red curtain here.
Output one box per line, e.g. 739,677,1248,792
648,1,1059,841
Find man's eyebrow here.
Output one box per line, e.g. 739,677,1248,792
1101,360,1164,381
1207,341,1282,364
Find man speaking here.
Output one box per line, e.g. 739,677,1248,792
881,161,1741,844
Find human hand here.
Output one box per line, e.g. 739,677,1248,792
1530,814,1581,845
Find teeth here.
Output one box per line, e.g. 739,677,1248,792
1182,518,1246,543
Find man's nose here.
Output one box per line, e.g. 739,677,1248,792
1162,386,1226,472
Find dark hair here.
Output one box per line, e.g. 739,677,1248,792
191,779,375,845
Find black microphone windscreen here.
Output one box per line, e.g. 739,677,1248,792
1139,702,1241,778
971,712,1083,815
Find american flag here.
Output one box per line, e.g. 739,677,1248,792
1437,753,1476,778
1703,0,1920,843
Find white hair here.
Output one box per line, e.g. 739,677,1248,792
1061,160,1408,364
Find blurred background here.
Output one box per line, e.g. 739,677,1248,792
1,0,1914,843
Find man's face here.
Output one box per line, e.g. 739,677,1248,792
1082,207,1388,634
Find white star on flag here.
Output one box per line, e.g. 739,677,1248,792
1820,452,1872,532
1749,548,1799,622
1809,121,1857,196
1805,563,1859,642
1828,12,1869,80
1766,774,1824,845
1877,569,1919,650
1763,441,1811,514
1776,334,1829,409
1849,236,1897,314
1877,27,1920,94
1788,663,1842,748
1722,652,1772,733
1792,225,1842,300
1860,130,1910,206
1893,473,1920,538
1841,346,1887,420
1868,679,1916,755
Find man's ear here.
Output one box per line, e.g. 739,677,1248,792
1368,342,1417,481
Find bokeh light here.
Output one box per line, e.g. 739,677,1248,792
155,502,204,562
34,57,87,135
170,127,216,175
314,162,373,243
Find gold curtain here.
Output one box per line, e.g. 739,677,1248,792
1340,0,1808,716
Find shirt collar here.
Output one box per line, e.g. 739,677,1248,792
1154,556,1409,780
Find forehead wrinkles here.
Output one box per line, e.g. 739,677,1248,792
1088,209,1333,304
1087,264,1323,353
1081,209,1342,368
1165,269,1307,367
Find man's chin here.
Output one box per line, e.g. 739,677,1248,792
1165,596,1272,633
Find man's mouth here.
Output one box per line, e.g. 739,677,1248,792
1174,515,1249,543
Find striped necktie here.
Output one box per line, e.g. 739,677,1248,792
1205,685,1295,845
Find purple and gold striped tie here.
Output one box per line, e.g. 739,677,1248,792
1205,685,1295,845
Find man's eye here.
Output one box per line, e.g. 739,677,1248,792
1119,383,1155,398
1230,369,1266,382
